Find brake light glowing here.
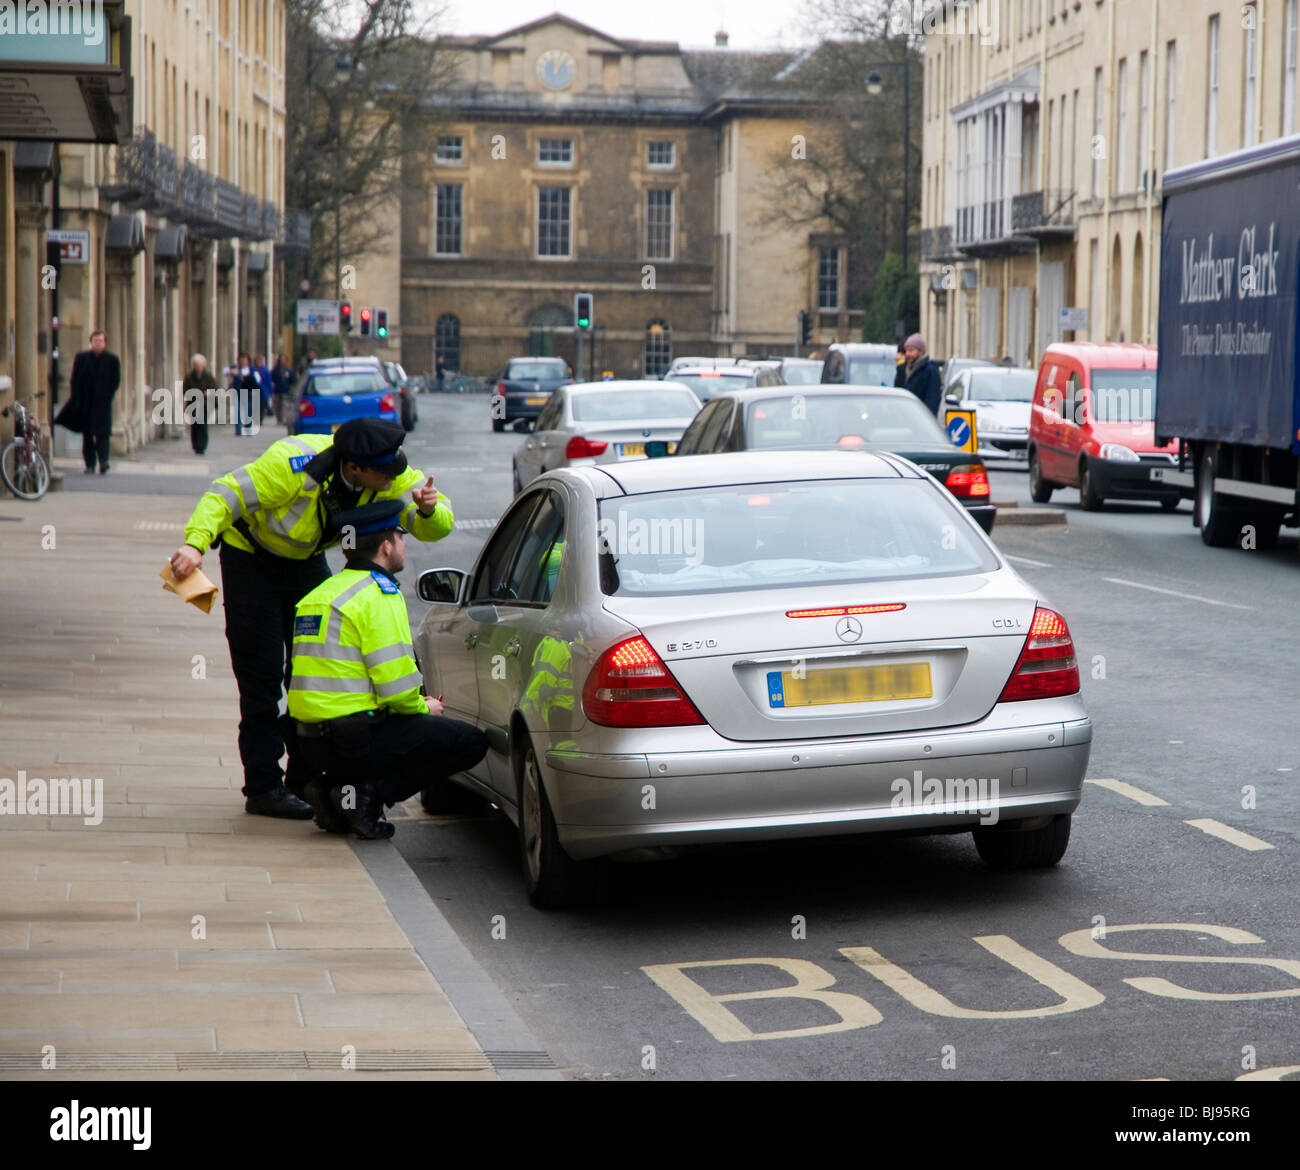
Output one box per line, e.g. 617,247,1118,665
997,606,1080,702
945,464,991,497
838,435,865,448
583,636,706,727
297,397,315,418
564,435,609,459
786,604,906,618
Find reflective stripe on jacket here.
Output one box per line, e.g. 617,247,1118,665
182,434,454,558
287,568,425,722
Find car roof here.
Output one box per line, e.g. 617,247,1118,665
707,385,922,405
1042,342,1157,370
828,343,898,357
560,449,916,497
564,380,697,395
306,360,385,374
964,366,1036,377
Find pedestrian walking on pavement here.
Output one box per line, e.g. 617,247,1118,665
896,334,943,415
59,330,120,474
167,418,455,819
435,354,447,393
287,499,487,838
254,353,274,422
271,354,295,424
183,354,218,455
230,352,259,436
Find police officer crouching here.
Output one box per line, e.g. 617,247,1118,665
286,500,487,838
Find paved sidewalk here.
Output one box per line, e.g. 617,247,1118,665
0,428,543,1080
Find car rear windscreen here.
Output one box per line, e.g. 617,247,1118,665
845,359,898,386
572,390,701,422
745,394,949,448
672,372,756,400
966,370,1037,401
600,479,998,596
507,359,567,379
308,374,387,397
780,362,824,385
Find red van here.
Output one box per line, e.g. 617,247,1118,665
1027,343,1180,510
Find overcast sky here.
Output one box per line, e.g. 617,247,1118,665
435,1,811,51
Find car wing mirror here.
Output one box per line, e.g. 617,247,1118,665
945,390,962,404
417,568,467,605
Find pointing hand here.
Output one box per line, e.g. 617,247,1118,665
412,475,438,517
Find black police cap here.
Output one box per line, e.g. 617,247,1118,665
333,418,408,476
327,499,407,543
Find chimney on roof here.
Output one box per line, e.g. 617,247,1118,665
715,29,729,48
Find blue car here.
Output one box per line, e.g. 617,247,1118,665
292,359,397,435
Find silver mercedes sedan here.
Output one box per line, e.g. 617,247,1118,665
414,450,1091,907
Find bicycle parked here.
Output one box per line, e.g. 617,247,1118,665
1,402,52,500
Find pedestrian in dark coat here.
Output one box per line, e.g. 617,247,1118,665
897,333,943,415
230,351,260,436
183,354,218,454
64,331,120,473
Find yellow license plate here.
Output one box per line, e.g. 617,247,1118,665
525,396,548,405
768,662,932,708
619,442,676,457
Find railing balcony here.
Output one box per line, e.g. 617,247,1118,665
1011,189,1077,238
920,225,959,263
99,125,157,206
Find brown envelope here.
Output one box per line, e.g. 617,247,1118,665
159,566,219,614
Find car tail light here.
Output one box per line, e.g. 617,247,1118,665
379,393,396,413
998,607,1080,702
297,397,315,418
945,464,991,497
583,636,706,727
565,435,609,459
496,381,507,396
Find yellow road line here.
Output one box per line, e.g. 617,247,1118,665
1184,818,1275,852
1085,778,1169,807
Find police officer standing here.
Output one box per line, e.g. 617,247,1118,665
168,418,452,818
287,501,488,838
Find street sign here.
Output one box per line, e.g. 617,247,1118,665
945,409,978,454
296,299,341,336
1060,307,1089,333
47,229,89,264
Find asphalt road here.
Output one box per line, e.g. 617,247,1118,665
89,397,1300,1080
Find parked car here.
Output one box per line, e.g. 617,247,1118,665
821,342,901,387
511,380,702,493
943,366,1037,460
291,359,397,435
770,356,825,385
412,450,1089,906
670,385,996,533
1027,342,1180,510
382,360,418,431
493,357,574,432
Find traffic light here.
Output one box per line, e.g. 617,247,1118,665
375,308,388,339
799,310,813,347
359,306,372,337
574,292,593,330
340,300,352,333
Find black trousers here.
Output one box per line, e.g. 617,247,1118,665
190,420,209,453
219,542,330,797
295,714,488,806
83,430,111,470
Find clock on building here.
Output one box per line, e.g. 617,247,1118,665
537,49,576,92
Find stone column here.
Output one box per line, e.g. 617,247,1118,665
14,194,47,427
107,254,135,455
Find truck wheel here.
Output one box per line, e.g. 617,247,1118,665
1079,459,1104,511
1028,449,1054,503
973,814,1071,870
1197,450,1239,547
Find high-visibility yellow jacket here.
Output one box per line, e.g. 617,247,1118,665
182,433,453,558
287,566,425,721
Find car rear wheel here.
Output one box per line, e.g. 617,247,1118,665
517,734,597,908
420,777,487,815
973,814,1071,870
1079,459,1104,511
1028,449,1054,503
492,417,506,433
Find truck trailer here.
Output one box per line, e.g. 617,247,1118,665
1157,136,1300,549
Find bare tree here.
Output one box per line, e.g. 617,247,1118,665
284,0,457,296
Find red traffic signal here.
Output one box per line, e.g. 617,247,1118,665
340,301,353,332
359,307,373,337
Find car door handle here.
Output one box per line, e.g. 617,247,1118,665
505,639,521,657
464,633,478,649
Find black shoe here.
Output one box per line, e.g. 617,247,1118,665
245,787,314,819
303,777,351,834
331,782,395,840
99,464,110,474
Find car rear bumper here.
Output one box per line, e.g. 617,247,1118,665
504,392,555,420
1089,458,1180,501
295,412,397,435
962,501,997,533
545,712,1091,859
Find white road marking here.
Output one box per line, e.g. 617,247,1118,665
455,519,498,532
1005,554,1053,568
1085,778,1169,806
1103,577,1252,609
1184,819,1275,852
